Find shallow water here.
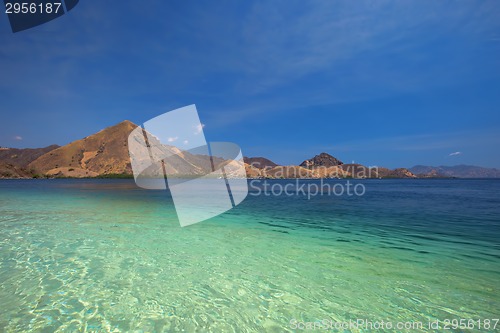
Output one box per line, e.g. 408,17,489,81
0,179,499,332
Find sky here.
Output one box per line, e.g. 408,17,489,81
0,0,499,168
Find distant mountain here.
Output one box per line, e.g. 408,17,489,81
259,165,350,179
1,121,497,179
338,164,416,179
300,152,343,168
297,154,415,178
376,167,417,179
26,120,231,178
0,161,37,178
0,145,60,178
29,120,137,177
339,164,376,178
410,165,500,178
0,145,59,167
243,157,278,169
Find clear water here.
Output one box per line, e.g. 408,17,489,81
0,179,499,332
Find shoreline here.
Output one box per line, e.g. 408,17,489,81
3,176,497,180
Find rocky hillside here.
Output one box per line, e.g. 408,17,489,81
243,157,278,169
340,164,379,178
0,145,60,178
25,120,238,178
300,152,343,168
1,122,497,179
0,161,36,178
29,121,137,177
0,145,59,167
410,165,500,178
377,167,417,179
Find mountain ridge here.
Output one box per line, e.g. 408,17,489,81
243,157,279,169
300,152,343,168
1,120,498,179
409,164,500,178
28,120,137,178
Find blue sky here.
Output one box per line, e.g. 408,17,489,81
1,0,499,168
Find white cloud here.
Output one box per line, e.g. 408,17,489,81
183,140,189,145
194,123,205,135
167,136,178,142
449,151,462,156
14,136,22,141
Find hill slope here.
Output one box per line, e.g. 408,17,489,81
0,161,37,178
410,165,500,178
2,122,497,179
0,145,59,167
300,152,343,168
29,121,137,177
243,157,279,169
0,145,60,178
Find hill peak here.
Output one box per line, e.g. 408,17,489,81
108,120,138,130
29,120,139,177
243,156,279,169
300,152,343,169
119,120,137,126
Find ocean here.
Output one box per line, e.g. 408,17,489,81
0,179,499,332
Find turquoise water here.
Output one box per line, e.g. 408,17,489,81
0,179,499,332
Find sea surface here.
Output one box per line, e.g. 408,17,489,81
0,179,499,332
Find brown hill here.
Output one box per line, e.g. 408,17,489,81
339,164,380,178
0,161,36,178
0,145,59,167
29,121,137,177
300,152,343,168
311,166,351,178
0,121,478,179
409,165,500,178
262,166,313,178
28,120,239,178
243,157,278,169
244,163,263,178
337,164,417,178
377,167,417,178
